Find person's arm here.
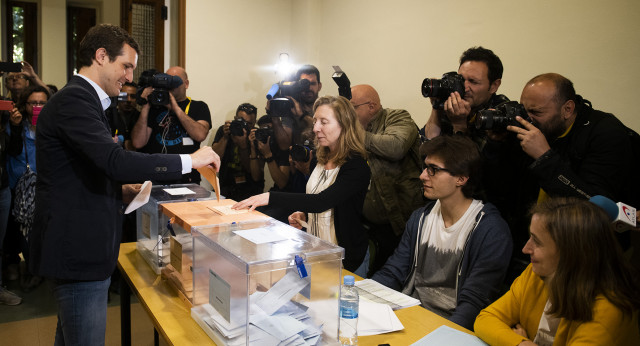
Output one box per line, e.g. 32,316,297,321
269,156,371,213
424,109,443,139
248,129,264,183
520,115,631,199
7,107,23,156
21,61,50,93
131,89,153,149
211,123,230,159
450,208,513,330
271,116,293,150
168,94,210,142
474,266,540,346
366,109,418,161
370,207,426,290
258,136,289,188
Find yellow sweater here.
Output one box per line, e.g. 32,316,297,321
474,265,640,346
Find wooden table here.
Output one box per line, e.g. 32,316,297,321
118,242,473,345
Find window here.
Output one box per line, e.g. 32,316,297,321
5,1,37,70
66,6,97,79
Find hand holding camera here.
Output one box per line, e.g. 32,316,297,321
443,91,472,129
507,116,550,160
9,107,22,126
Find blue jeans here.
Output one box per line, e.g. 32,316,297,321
352,247,370,278
0,186,11,285
52,277,110,346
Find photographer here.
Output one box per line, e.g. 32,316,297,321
423,47,507,142
131,66,211,183
106,81,139,151
211,103,264,200
483,73,637,280
269,64,320,150
351,84,423,274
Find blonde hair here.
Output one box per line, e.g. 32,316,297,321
312,95,367,166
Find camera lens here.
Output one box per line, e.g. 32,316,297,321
291,144,310,162
421,78,442,98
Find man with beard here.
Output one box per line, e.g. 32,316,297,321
270,65,320,150
424,47,508,145
482,73,636,279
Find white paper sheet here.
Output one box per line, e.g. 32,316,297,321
124,180,152,214
163,187,196,195
411,325,487,345
357,299,404,336
233,228,288,244
254,271,310,315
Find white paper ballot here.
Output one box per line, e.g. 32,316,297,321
163,187,196,195
254,271,310,315
233,228,288,244
357,299,404,336
411,325,487,345
124,180,152,214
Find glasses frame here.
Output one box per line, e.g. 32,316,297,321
352,101,371,109
26,101,47,107
422,163,455,177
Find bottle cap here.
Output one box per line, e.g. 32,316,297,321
343,275,354,285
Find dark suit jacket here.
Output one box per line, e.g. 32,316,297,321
30,76,183,281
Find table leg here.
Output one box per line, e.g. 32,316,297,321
154,327,159,346
120,276,131,346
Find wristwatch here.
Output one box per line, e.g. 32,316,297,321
264,156,274,163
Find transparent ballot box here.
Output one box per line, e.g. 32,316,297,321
190,220,344,345
136,183,213,274
159,199,271,306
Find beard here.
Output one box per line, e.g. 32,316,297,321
535,114,567,141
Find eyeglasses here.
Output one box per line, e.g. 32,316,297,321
422,163,455,176
27,101,47,106
6,75,27,81
352,101,371,109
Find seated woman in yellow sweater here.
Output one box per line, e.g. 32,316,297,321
474,197,640,346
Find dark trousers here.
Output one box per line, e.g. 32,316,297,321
365,221,402,277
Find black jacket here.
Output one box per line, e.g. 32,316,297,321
270,154,371,272
30,76,183,280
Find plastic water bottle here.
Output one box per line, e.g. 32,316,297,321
339,275,359,345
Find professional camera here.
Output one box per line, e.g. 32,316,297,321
229,118,252,137
136,69,183,106
291,140,315,162
421,72,465,110
266,79,311,117
255,126,274,144
475,101,530,131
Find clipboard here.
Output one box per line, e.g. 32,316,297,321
197,166,221,201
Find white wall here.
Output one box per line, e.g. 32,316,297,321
186,0,640,133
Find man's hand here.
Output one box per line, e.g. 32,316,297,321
258,136,273,157
122,183,142,204
288,211,307,229
507,116,551,159
9,107,22,126
287,96,304,118
443,92,472,132
140,87,153,102
231,192,269,211
222,120,231,138
20,61,37,80
190,146,221,172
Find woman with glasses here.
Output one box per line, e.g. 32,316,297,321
5,85,49,292
474,197,640,345
233,95,371,277
370,135,512,330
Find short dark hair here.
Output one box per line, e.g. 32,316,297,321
236,103,257,117
257,115,271,126
528,73,577,105
459,46,503,84
77,24,140,70
295,64,320,83
422,135,482,198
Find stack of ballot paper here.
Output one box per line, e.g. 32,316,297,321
192,270,323,345
354,279,420,310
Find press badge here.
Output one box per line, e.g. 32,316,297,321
183,137,194,146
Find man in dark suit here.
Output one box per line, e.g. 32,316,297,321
29,24,220,345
